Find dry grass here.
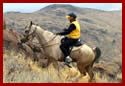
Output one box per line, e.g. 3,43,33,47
3,49,122,83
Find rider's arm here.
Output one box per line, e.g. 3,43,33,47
57,24,76,35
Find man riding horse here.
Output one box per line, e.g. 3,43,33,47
56,13,81,65
20,15,101,82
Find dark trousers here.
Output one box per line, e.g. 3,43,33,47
60,37,78,58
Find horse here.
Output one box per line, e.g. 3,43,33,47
21,21,101,82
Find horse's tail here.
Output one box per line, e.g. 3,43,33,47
91,47,101,67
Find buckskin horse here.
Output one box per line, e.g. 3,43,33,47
21,21,101,82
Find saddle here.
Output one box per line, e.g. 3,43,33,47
72,39,83,47
69,39,83,53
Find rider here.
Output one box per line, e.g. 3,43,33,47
56,13,81,65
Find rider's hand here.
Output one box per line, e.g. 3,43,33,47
63,28,67,31
55,33,60,35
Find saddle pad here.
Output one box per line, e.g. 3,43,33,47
72,44,84,51
72,44,92,52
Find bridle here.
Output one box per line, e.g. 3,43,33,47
23,24,59,49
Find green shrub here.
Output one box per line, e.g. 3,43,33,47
3,20,6,30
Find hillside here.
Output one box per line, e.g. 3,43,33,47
3,49,122,83
3,4,122,83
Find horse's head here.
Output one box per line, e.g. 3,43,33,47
21,21,37,43
24,21,35,36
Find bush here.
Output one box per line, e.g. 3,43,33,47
3,20,6,30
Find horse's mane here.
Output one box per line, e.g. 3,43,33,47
33,24,62,41
35,25,54,36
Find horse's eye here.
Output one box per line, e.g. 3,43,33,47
25,30,29,33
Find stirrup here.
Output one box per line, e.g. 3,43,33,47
65,56,72,62
64,62,72,68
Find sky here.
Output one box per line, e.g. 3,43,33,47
3,3,122,13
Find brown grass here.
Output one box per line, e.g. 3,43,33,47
3,49,122,83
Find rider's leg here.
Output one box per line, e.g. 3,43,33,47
60,43,69,60
60,39,72,65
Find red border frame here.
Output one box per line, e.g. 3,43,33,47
0,0,124,86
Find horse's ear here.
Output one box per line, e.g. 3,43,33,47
30,21,33,26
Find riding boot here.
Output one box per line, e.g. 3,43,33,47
64,56,72,65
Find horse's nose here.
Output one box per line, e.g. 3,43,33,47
20,38,27,43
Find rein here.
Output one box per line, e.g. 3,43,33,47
32,35,59,48
41,35,60,48
24,24,60,49
41,42,60,48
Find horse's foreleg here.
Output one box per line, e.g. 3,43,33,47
50,58,64,82
47,58,52,67
52,59,59,71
